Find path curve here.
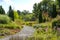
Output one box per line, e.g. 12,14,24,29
0,26,35,40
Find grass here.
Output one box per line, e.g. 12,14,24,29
0,19,23,38
32,17,60,40
0,36,5,38
32,25,57,40
0,23,22,29
0,15,59,39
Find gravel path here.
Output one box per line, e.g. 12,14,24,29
0,26,35,40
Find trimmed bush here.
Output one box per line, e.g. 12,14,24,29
0,15,11,24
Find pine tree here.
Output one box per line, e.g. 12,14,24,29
0,6,5,14
52,4,57,18
38,3,43,23
33,3,38,18
8,6,14,21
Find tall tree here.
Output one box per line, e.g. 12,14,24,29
38,3,43,23
0,6,5,14
56,0,60,9
41,0,54,12
41,0,57,18
52,4,57,18
41,0,48,12
48,2,57,18
8,6,14,21
33,3,38,18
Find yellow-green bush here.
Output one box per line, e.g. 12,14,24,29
0,15,11,24
0,24,21,29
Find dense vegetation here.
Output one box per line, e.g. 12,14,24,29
0,0,60,40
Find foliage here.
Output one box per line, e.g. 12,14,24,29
56,0,60,8
38,2,43,23
19,13,36,21
23,13,36,21
0,6,5,14
32,21,58,40
0,23,21,29
33,3,38,18
17,10,21,15
8,6,14,21
0,25,21,36
39,11,43,23
0,0,60,39
0,29,11,36
21,10,29,15
0,15,11,24
52,4,57,18
33,0,58,23
52,18,60,29
14,11,19,19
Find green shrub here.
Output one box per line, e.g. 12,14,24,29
52,18,60,29
0,23,21,29
34,25,39,29
0,29,10,36
33,24,48,29
4,24,20,29
0,15,11,24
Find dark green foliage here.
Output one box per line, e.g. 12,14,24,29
48,6,53,17
33,0,53,23
33,2,43,23
38,3,43,23
52,20,57,30
8,6,14,21
0,6,5,14
52,19,60,30
52,4,57,18
17,10,21,15
41,0,57,18
22,10,29,15
43,18,46,22
57,0,60,8
41,0,49,12
49,4,57,18
33,3,38,18
39,11,43,23
22,13,36,21
33,0,57,23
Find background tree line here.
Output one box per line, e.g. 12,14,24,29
33,0,60,23
0,5,35,22
0,0,60,23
